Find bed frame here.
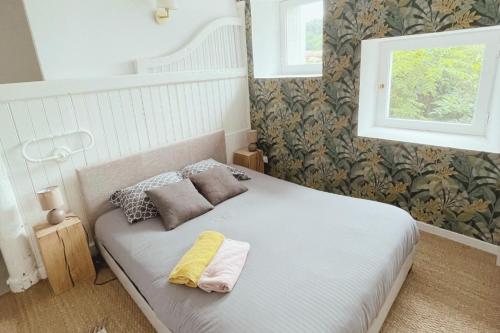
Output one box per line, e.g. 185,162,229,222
77,129,415,333
99,238,415,333
77,131,227,228
99,242,415,333
78,130,227,332
98,243,172,332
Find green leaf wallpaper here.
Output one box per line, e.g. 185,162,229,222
243,0,500,245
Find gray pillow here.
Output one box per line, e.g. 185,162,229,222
146,179,214,230
181,158,250,181
110,171,183,223
190,166,248,205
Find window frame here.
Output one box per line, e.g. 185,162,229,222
279,0,323,76
358,26,500,153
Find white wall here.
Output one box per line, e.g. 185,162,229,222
250,0,282,77
23,0,238,79
0,0,42,83
0,152,39,293
0,71,250,278
0,4,251,284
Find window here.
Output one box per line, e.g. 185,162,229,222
281,0,323,75
251,0,323,78
358,27,500,153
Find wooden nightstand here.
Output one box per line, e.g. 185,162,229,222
233,148,265,173
34,215,96,295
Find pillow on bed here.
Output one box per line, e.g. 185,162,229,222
181,159,250,181
110,171,183,223
146,179,214,230
190,166,248,205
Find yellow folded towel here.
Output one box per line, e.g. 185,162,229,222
168,231,225,288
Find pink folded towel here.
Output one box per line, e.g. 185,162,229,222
198,239,250,293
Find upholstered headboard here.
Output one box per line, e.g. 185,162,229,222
77,130,227,228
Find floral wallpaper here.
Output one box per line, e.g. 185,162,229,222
244,0,500,245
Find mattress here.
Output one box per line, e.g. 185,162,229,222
95,168,419,333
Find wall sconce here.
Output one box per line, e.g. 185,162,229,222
155,0,178,24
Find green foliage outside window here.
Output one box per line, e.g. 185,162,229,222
389,45,484,124
306,19,322,51
305,19,322,64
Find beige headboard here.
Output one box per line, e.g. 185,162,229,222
77,130,227,228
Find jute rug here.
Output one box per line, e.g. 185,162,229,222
1,232,499,333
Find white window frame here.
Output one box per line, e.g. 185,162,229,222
279,0,323,76
358,26,500,153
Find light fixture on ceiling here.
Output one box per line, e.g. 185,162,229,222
155,0,178,24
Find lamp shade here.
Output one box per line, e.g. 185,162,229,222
37,186,65,211
157,0,178,9
247,130,258,144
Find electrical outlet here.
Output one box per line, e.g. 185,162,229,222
263,155,269,163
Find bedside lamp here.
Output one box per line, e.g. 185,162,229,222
37,186,66,225
247,130,258,152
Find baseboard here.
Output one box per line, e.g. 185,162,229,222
417,221,500,266
38,266,47,280
7,268,40,293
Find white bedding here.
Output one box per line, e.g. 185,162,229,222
95,168,419,333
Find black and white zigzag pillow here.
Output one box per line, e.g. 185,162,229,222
110,171,183,223
181,159,250,181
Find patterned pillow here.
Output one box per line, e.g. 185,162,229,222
181,159,250,181
110,171,183,223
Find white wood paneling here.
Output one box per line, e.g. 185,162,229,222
135,2,248,75
0,2,251,278
136,19,247,74
0,73,250,275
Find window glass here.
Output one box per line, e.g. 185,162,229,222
388,45,485,124
285,1,323,66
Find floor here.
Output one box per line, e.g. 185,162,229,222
0,232,499,333
0,253,8,296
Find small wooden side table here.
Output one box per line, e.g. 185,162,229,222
233,148,265,173
34,215,96,295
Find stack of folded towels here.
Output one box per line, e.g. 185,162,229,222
168,231,250,293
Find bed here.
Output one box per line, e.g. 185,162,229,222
77,130,419,333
